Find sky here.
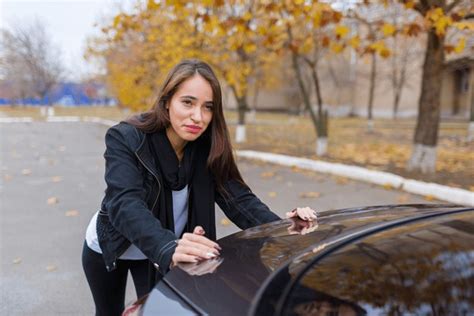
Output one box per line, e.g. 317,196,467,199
1,0,135,81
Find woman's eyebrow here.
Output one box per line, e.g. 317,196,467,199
181,95,213,104
180,95,197,100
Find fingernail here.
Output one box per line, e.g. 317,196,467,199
206,252,217,259
215,245,222,250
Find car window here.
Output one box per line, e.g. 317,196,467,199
281,212,474,316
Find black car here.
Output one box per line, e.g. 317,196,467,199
124,204,474,315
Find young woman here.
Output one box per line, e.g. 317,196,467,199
82,59,317,316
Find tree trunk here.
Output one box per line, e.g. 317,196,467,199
407,30,445,173
468,88,474,142
367,52,377,132
291,52,319,132
229,85,248,143
393,89,401,120
310,64,329,156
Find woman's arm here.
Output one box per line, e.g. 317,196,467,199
215,179,281,230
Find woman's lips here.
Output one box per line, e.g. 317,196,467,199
184,125,202,134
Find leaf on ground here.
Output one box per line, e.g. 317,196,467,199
424,195,435,201
268,191,278,198
13,257,22,264
46,265,57,272
469,186,474,192
47,197,59,205
335,177,349,185
260,171,276,179
51,176,62,183
21,169,32,176
48,159,57,166
287,181,293,187
383,183,394,190
397,194,410,203
299,191,321,199
4,174,13,181
220,218,230,226
291,166,303,173
65,210,79,217
276,176,284,181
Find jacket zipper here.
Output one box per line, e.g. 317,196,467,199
135,153,161,212
109,155,162,270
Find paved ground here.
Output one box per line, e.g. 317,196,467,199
0,122,433,315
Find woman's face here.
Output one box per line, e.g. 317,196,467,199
166,74,214,146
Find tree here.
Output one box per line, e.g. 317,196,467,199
352,0,473,173
259,2,346,156
385,5,424,119
1,19,64,105
349,4,396,131
403,0,474,173
89,0,279,144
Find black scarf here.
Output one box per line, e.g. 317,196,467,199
149,130,216,240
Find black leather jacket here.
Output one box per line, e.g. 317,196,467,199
97,122,280,275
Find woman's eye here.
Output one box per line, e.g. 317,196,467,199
205,104,214,111
182,100,192,106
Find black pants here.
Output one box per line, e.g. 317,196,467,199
82,241,149,316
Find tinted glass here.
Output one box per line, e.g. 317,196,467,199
283,212,474,315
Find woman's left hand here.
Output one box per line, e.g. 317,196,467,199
285,207,317,221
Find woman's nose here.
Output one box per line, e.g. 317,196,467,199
191,107,202,122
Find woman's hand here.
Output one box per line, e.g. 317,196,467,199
171,226,221,268
286,207,317,221
287,218,319,235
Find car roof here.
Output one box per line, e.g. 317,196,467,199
161,204,472,315
274,210,474,315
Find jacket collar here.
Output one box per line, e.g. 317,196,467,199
135,133,160,179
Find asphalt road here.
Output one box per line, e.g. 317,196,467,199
0,121,431,315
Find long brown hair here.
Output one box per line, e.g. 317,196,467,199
126,59,245,192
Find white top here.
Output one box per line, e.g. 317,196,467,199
85,185,189,260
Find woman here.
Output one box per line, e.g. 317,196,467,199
82,59,317,316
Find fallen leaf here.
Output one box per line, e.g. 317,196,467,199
48,159,57,166
291,166,303,173
260,171,276,179
268,191,278,198
335,177,349,185
299,191,321,199
4,174,13,181
276,176,284,181
51,176,62,183
469,186,474,192
13,257,22,264
383,183,394,190
65,210,79,217
220,218,230,226
397,194,409,203
47,197,59,205
287,181,293,187
46,265,57,272
21,169,32,176
424,195,435,201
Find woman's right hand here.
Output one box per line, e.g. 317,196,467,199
171,226,221,267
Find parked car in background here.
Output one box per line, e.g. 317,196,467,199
123,204,474,315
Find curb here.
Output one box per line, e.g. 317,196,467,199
2,116,472,206
0,117,34,123
236,150,474,206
